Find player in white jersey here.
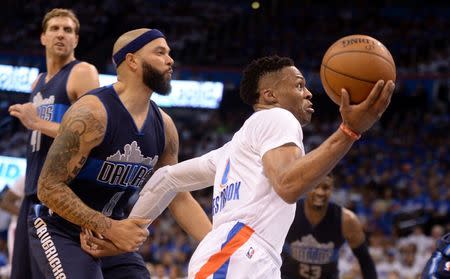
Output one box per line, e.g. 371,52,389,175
81,55,395,278
185,107,304,278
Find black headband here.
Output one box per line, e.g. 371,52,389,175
112,29,165,67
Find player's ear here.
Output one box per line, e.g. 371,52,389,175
40,33,46,46
259,88,277,105
73,34,79,48
125,53,139,72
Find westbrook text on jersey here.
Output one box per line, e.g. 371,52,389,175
212,159,241,215
212,181,241,215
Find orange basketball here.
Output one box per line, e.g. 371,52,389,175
320,34,396,105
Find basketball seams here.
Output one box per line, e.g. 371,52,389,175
321,64,379,84
320,65,341,105
323,49,396,70
320,35,396,105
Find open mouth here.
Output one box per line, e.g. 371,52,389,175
314,197,325,204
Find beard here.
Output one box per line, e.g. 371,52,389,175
142,61,171,95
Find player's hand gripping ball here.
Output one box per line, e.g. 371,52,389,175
320,34,396,104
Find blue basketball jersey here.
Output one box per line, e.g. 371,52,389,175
421,233,450,279
281,200,345,279
25,60,79,196
69,85,165,220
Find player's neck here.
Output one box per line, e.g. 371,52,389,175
253,103,277,111
305,204,328,226
46,55,75,80
113,81,151,115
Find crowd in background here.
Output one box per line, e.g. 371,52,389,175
1,0,449,75
0,1,449,278
0,89,448,278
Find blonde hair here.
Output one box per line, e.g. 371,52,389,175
42,8,80,34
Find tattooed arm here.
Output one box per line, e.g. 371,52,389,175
81,108,212,257
159,110,212,241
38,95,149,251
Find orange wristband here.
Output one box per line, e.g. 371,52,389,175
340,123,361,140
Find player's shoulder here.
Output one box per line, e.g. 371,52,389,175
341,206,362,228
255,107,296,119
158,107,170,119
31,72,45,90
158,108,175,126
68,61,99,84
157,107,178,138
71,61,98,75
61,95,107,138
247,107,298,128
68,93,105,118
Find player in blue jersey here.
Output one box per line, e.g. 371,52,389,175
34,28,212,278
281,175,377,279
421,232,450,279
8,8,99,279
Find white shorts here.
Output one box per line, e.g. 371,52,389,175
188,222,281,279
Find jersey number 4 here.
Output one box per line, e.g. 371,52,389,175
102,191,125,217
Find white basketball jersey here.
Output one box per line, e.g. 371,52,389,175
210,107,305,254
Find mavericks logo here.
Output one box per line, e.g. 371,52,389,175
97,141,158,188
290,235,336,264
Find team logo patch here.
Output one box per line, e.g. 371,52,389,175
290,235,335,264
246,247,255,259
212,158,242,215
97,141,158,188
106,141,158,165
220,159,231,188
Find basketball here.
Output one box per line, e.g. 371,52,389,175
320,34,396,105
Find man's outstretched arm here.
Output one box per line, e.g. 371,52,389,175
142,110,212,241
129,152,218,221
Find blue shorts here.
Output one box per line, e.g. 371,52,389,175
28,204,150,279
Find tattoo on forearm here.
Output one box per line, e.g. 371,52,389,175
39,106,111,233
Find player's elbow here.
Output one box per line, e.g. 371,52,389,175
37,178,51,204
36,181,45,203
273,174,313,204
273,181,298,204
278,193,297,204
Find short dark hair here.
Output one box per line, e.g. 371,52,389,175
239,55,294,106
